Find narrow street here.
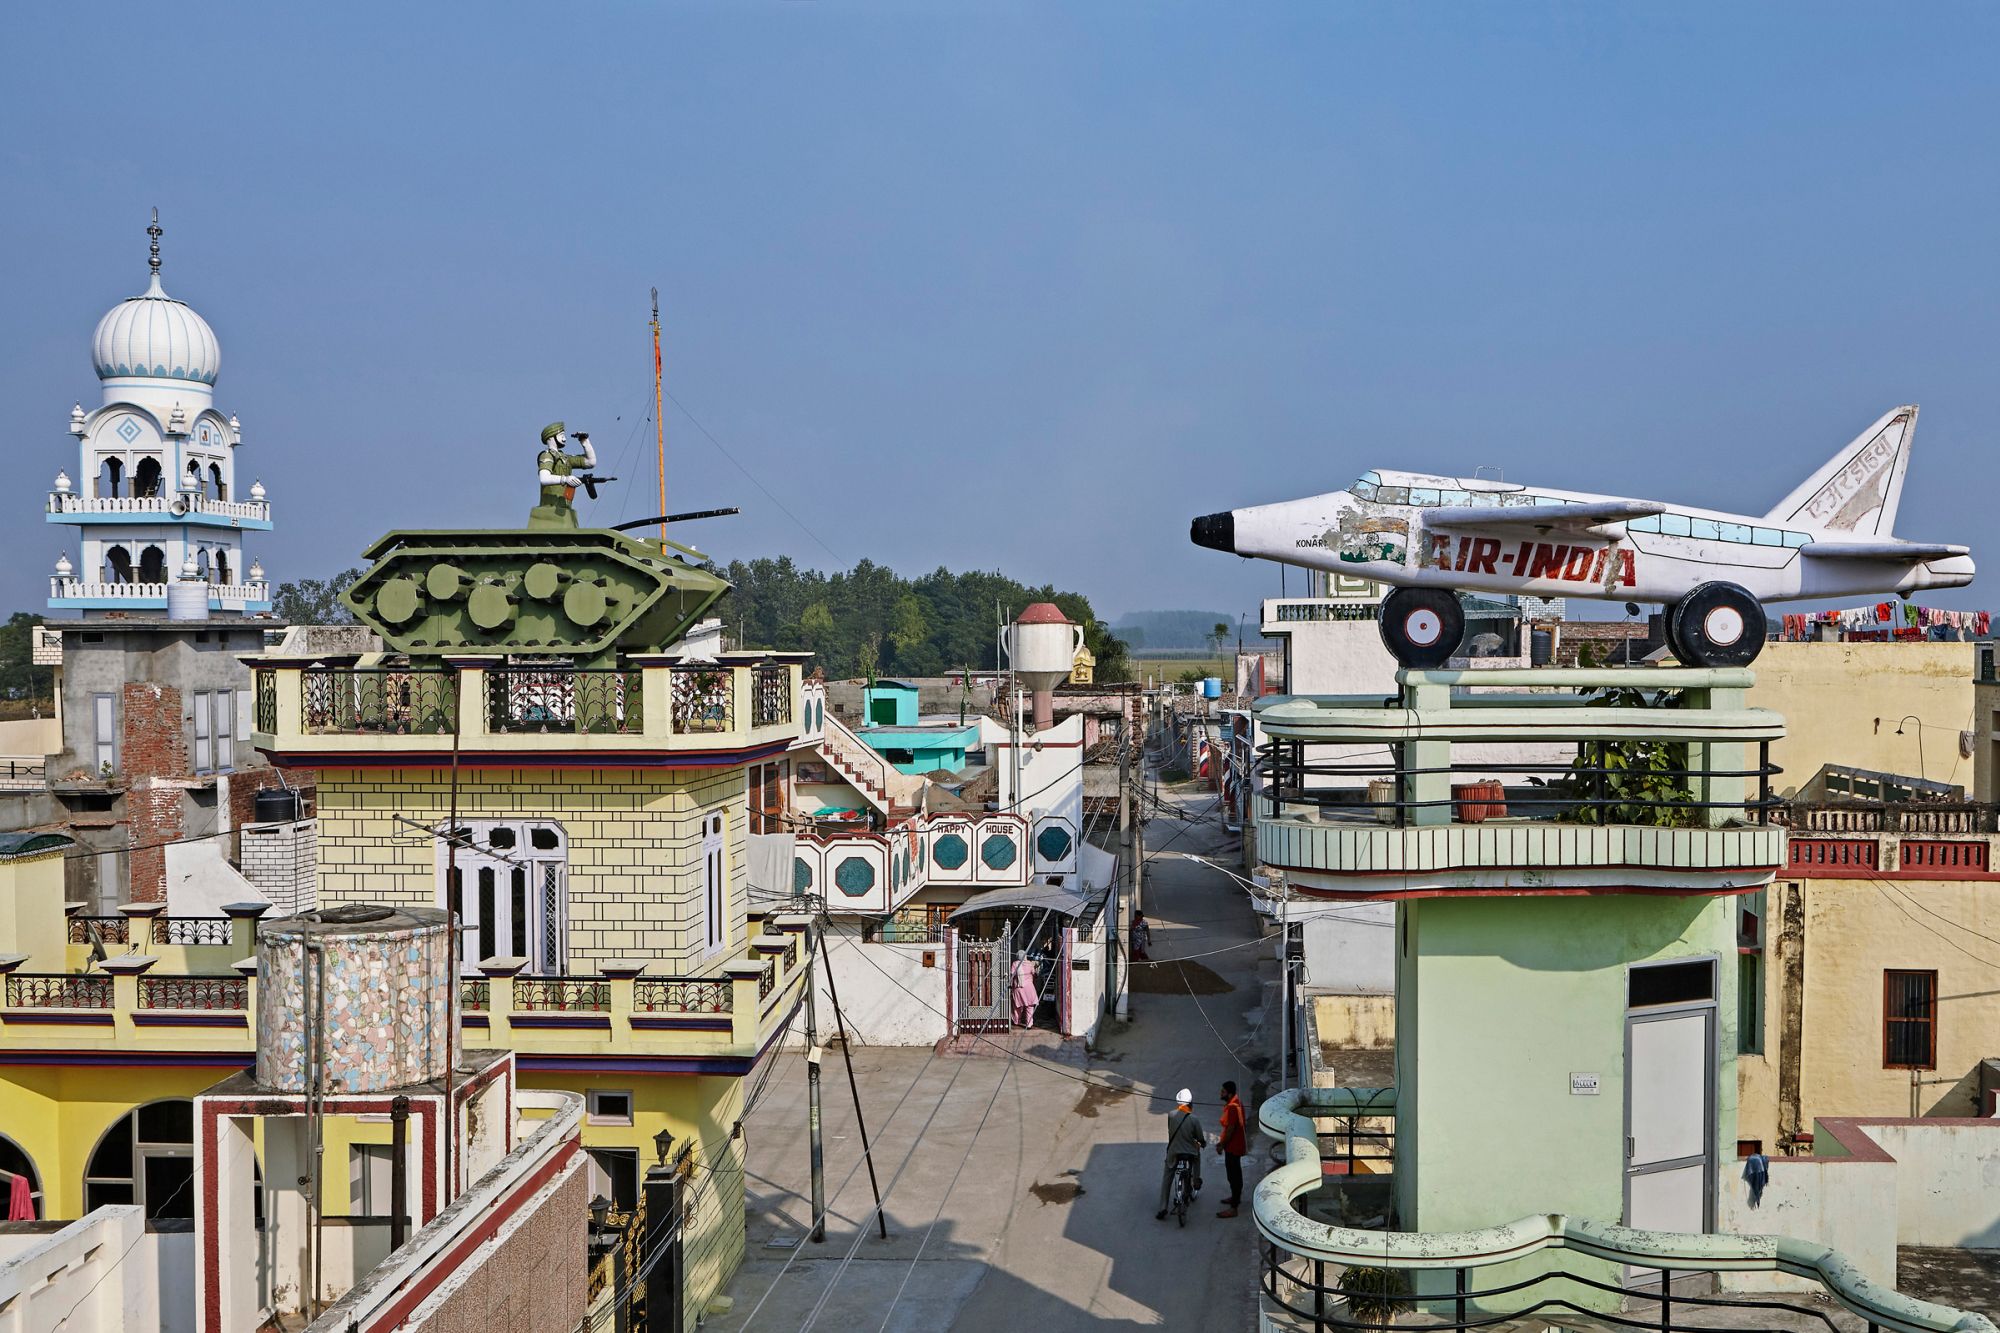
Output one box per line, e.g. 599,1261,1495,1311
711,783,1274,1331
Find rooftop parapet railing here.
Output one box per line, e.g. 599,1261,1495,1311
1254,1087,1996,1333
255,657,801,750
1256,666,1786,830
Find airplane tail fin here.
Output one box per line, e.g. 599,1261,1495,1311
1763,406,1918,536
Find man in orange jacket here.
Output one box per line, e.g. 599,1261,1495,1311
1216,1080,1248,1217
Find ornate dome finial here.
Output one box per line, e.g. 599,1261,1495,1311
148,208,163,280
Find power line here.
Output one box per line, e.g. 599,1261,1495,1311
660,386,844,566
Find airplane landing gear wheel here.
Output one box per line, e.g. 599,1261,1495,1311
1669,583,1766,667
1380,588,1465,668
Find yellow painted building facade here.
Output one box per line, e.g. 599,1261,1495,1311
1738,824,2000,1152
1745,641,1977,796
1,656,814,1331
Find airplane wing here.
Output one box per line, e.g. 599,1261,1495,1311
1423,500,1667,532
1800,540,1971,561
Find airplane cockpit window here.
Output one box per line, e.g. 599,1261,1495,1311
1753,528,1784,547
1408,487,1440,506
1718,521,1751,543
1437,489,1472,506
1629,514,1660,533
1661,513,1693,537
1350,471,1384,501
1375,484,1409,505
1783,531,1811,548
1691,518,1721,540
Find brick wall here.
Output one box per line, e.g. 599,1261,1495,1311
121,682,189,902
315,766,750,972
240,818,319,914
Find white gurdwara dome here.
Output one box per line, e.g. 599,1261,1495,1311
92,273,220,386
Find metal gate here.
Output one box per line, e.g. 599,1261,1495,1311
956,935,1013,1032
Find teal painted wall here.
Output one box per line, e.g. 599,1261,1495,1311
1391,892,1739,1307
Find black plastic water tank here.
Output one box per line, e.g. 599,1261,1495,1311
253,787,300,824
1530,630,1554,666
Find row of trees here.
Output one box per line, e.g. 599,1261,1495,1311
266,557,1131,682
717,557,1131,682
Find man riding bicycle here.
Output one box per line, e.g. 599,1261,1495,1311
1156,1088,1206,1220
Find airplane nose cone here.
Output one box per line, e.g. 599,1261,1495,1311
1190,511,1236,554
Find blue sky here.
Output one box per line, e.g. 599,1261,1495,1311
4,3,1997,622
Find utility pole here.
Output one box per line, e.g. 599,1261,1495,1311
805,913,826,1243
652,287,667,544
1116,711,1134,1022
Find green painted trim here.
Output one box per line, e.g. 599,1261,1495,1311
1253,1087,1996,1333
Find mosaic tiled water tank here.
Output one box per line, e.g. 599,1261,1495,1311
255,904,454,1094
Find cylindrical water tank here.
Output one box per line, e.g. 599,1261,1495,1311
1004,602,1084,691
255,904,454,1094
1530,630,1554,666
253,787,299,824
165,579,209,621
1200,677,1223,699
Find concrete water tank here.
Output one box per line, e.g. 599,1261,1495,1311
1003,603,1083,691
255,904,454,1094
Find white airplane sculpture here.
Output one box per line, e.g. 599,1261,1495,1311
1190,406,1973,668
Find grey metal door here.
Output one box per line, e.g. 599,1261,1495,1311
957,935,1013,1031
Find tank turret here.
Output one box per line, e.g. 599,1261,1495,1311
340,526,729,661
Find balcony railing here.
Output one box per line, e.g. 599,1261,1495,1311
512,977,611,1012
6,973,114,1009
876,906,949,943
49,577,272,608
48,492,271,523
255,668,277,733
136,975,248,1010
753,665,792,728
1254,1086,1994,1333
66,916,131,946
1777,801,2000,835
302,667,457,735
156,917,233,946
633,978,733,1014
459,978,491,1011
486,667,642,735
670,666,734,734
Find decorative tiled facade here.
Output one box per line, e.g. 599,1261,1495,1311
313,766,747,971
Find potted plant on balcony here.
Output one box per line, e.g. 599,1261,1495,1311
1335,1263,1412,1324
1557,686,1699,828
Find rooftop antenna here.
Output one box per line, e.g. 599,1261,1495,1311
651,287,666,543
147,208,163,283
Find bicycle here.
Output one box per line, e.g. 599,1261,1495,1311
1168,1153,1196,1227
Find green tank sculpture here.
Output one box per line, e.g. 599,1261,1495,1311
338,421,731,663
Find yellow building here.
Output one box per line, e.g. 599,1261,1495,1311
1737,814,2000,1154
0,653,817,1330
1069,641,1096,685
1744,640,1977,796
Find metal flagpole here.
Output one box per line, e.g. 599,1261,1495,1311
652,288,666,544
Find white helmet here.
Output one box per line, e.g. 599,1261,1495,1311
1176,1088,1193,1104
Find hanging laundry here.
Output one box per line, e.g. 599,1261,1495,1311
1743,1153,1770,1208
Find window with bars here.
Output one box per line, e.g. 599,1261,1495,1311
1883,969,1937,1069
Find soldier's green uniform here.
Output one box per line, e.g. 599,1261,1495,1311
532,421,586,529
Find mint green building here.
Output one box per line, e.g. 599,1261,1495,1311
1246,667,1989,1332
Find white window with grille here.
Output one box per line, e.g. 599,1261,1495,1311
435,821,569,975
702,811,726,954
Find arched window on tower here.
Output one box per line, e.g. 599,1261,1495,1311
138,546,166,584
195,548,211,580
133,457,162,499
185,461,204,499
97,458,124,499
209,464,226,502
104,546,134,583
215,551,231,586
